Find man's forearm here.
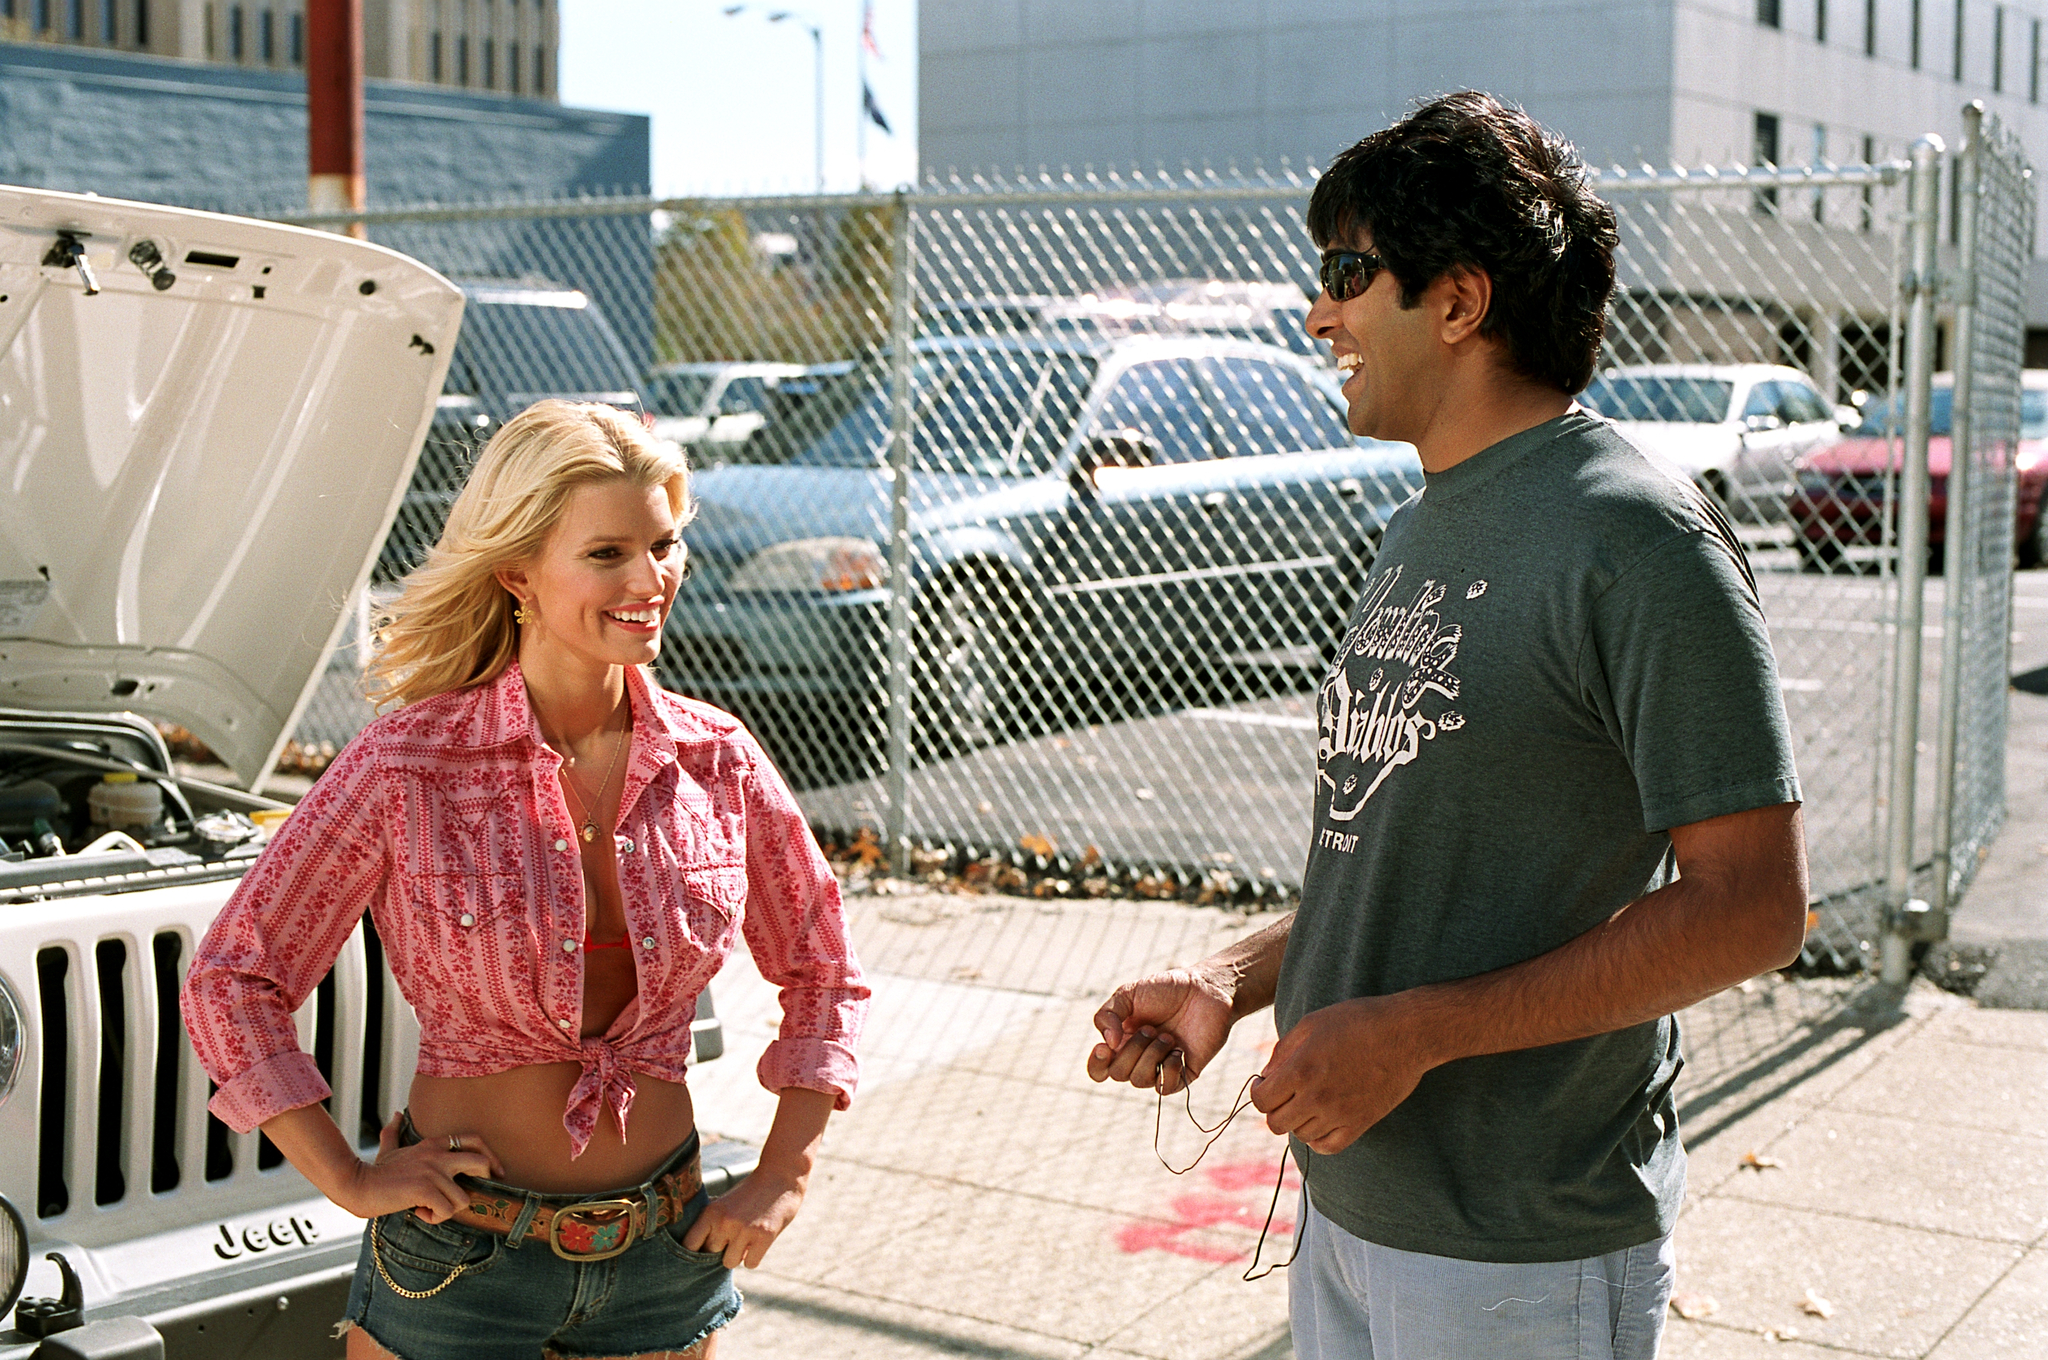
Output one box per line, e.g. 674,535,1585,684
1402,857,1806,1071
1200,913,1294,1021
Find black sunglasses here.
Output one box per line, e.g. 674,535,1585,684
1319,249,1387,302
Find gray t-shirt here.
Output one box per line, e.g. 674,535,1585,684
1274,411,1801,1264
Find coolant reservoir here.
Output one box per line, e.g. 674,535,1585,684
88,773,163,831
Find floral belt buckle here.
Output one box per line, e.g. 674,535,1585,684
548,1197,642,1261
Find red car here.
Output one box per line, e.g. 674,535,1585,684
1791,372,2048,570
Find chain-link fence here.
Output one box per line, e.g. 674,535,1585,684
274,123,2030,970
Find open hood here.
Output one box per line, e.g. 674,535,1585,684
0,186,463,787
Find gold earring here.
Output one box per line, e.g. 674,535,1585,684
513,603,532,625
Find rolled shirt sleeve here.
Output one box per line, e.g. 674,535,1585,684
737,745,868,1108
181,738,391,1132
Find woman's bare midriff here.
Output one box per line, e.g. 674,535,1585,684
407,1065,696,1193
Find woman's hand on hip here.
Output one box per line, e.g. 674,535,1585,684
339,1111,506,1223
683,1167,805,1269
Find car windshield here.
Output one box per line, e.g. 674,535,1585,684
1581,375,1735,423
1852,387,2048,439
646,371,716,417
445,293,640,399
783,351,1098,475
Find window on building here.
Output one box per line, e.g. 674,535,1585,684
201,0,211,53
534,42,544,93
1954,0,1965,79
1865,0,1876,52
259,6,271,60
34,0,49,32
1759,0,1781,26
1811,124,1827,221
430,30,442,79
136,0,146,45
1754,112,1781,215
66,0,81,39
1817,0,1828,41
457,33,469,83
484,38,494,85
228,3,242,58
509,42,520,92
2034,17,2042,100
290,9,302,61
1995,5,2006,89
1912,0,1923,65
99,0,114,42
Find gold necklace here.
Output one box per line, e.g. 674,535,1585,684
549,707,628,843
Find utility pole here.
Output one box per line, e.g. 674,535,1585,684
306,0,366,237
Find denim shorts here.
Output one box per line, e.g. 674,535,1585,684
342,1181,741,1359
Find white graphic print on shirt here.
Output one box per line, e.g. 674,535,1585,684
1316,564,1474,834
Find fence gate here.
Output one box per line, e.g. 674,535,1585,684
275,112,2029,970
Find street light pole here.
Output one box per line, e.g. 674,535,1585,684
723,5,825,193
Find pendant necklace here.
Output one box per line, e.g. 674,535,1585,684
552,707,628,844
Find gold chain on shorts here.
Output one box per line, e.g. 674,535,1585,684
370,1217,471,1299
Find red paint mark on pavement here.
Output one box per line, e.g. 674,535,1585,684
1115,1191,1295,1262
1203,1156,1303,1194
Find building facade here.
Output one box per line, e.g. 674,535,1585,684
921,0,2048,347
0,0,558,98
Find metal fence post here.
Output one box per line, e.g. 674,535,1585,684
883,189,917,877
1880,135,1946,984
1929,102,1984,940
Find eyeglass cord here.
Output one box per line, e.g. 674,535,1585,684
1152,1051,1301,1281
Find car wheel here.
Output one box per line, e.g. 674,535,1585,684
2022,490,2048,569
913,570,1017,756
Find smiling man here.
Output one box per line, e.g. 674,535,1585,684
1087,93,1810,1359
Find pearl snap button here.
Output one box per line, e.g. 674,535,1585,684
553,838,570,852
561,938,577,952
458,913,475,928
641,936,656,949
557,1018,571,1028
617,836,636,855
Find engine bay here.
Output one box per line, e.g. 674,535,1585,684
0,710,284,901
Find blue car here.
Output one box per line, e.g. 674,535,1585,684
658,334,1421,777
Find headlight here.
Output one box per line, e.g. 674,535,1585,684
0,976,23,1111
728,538,889,594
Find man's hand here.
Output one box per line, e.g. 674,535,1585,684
1249,994,1431,1155
1087,968,1235,1095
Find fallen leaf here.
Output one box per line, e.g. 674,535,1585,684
1079,845,1103,869
1799,1287,1835,1319
1019,833,1057,858
1134,786,1156,801
1738,978,1756,993
1740,1150,1783,1171
949,965,982,981
976,800,994,814
1669,1291,1719,1320
1761,1326,1800,1342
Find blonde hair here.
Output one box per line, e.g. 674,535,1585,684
366,400,690,708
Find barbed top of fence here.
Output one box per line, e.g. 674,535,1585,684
1588,159,1912,194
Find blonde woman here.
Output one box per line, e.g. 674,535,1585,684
182,400,867,1360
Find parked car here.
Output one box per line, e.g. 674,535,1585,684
1789,370,2048,570
923,281,1323,357
377,278,645,581
657,334,1420,778
645,360,805,454
1580,363,1852,521
0,185,733,1359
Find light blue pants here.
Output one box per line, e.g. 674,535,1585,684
1289,1193,1674,1360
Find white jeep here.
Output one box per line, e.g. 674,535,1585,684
0,186,738,1360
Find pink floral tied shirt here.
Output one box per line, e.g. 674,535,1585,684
181,662,868,1157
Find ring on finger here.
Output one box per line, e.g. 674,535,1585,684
447,1135,463,1153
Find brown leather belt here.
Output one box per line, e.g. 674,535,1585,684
399,1111,706,1262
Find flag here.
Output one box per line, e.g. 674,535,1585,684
862,81,892,135
861,0,882,59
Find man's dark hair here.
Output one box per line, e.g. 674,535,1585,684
1307,91,1618,394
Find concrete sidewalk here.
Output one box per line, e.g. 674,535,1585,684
692,890,2048,1360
